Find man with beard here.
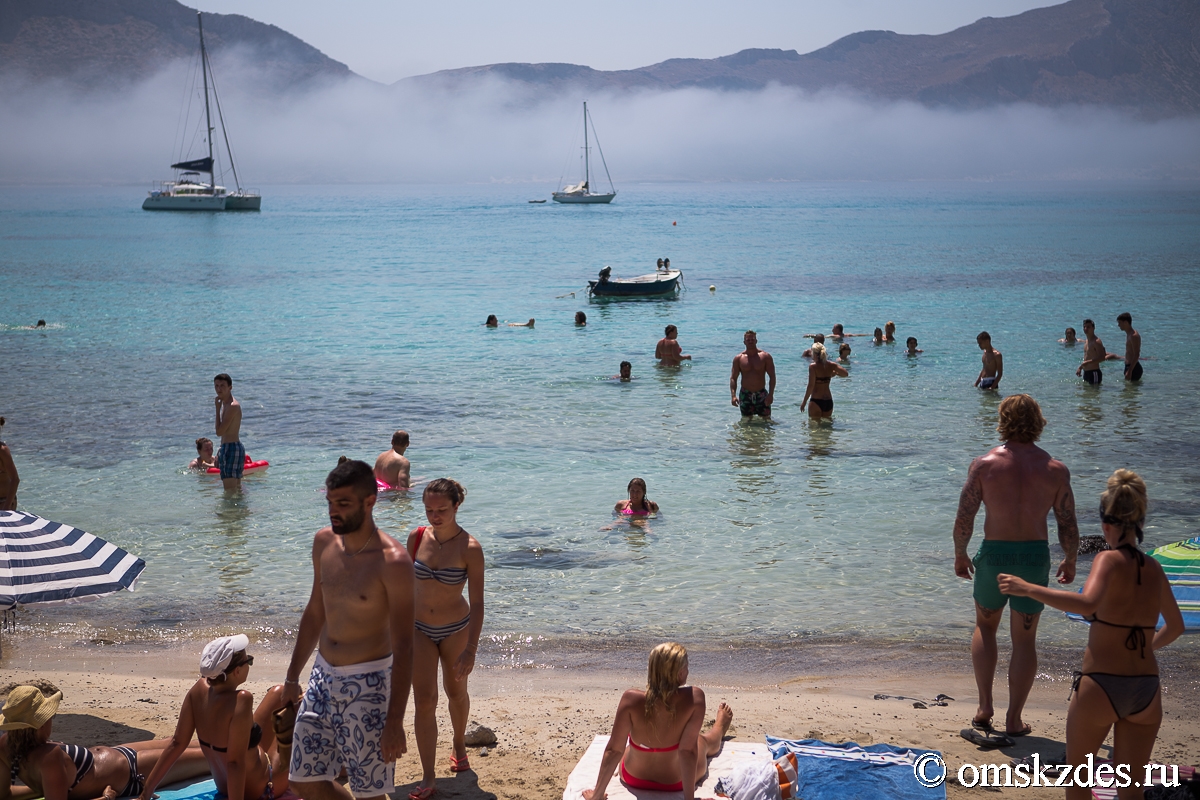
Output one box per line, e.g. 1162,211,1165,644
282,460,414,800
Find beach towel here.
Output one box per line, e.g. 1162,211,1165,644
1090,761,1195,799
152,778,301,800
765,736,946,800
562,735,771,800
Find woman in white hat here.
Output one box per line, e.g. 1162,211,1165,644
0,685,208,800
138,635,293,800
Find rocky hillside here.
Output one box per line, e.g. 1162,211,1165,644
408,0,1200,116
0,0,356,91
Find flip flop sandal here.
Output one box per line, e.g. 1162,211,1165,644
449,755,470,772
970,717,994,732
1005,724,1033,737
961,728,1015,750
408,787,437,800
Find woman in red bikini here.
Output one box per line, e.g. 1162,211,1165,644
583,643,732,800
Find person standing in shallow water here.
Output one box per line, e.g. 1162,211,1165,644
1111,312,1142,382
974,332,1002,390
953,394,1079,739
799,342,847,420
730,331,775,418
655,325,691,365
213,374,243,492
1077,319,1106,385
374,430,411,491
407,479,484,800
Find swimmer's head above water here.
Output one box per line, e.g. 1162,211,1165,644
832,324,844,337
873,327,884,342
485,315,498,327
1062,327,1077,343
625,477,653,513
839,343,851,359
391,429,410,452
576,311,587,325
619,361,632,382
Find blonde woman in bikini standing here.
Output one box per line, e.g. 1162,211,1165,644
584,643,732,800
800,342,848,420
407,479,484,800
999,470,1184,800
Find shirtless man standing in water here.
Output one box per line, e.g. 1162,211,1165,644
284,460,414,800
730,331,775,418
953,394,1079,739
214,374,243,492
374,430,412,490
1076,319,1107,385
1112,312,1142,382
974,332,1003,391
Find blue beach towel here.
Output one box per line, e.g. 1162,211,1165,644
766,736,946,800
152,779,218,800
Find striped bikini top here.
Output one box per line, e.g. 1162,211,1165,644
9,743,94,788
409,527,468,585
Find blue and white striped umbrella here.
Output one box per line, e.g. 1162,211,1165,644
0,510,146,609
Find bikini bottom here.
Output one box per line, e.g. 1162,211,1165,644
415,614,470,644
619,761,683,792
810,398,833,413
1073,672,1160,720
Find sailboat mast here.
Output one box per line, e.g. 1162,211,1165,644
583,101,590,191
198,12,215,194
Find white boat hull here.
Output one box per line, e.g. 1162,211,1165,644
225,193,261,210
142,193,227,211
553,192,616,204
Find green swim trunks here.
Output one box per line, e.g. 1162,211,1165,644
972,540,1051,615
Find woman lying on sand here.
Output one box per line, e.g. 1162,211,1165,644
408,479,485,800
999,470,1184,800
138,635,294,800
584,643,733,800
0,685,209,800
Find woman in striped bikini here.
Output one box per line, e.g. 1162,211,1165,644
584,643,732,800
407,478,485,800
0,685,208,800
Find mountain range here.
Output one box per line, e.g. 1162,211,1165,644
2,0,1197,115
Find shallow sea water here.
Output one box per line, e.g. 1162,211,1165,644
3,181,1199,656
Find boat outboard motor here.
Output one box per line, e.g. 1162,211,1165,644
598,266,612,282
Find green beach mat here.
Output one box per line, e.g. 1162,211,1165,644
1066,536,1200,631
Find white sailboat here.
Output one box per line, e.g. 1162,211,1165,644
143,12,260,211
552,101,616,204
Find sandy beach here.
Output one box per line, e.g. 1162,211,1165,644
4,635,1197,800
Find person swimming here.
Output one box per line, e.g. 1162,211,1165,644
508,318,534,327
485,315,498,327
906,337,923,355
575,311,587,326
189,437,217,471
872,327,884,345
838,342,852,363
615,478,658,516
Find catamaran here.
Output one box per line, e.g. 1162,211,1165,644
552,102,616,204
143,12,260,211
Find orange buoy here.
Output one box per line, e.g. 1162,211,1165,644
672,221,677,226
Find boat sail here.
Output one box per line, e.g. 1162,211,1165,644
143,12,260,211
552,102,616,204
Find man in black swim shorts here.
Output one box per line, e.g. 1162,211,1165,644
1076,319,1106,385
730,331,775,418
1115,312,1142,382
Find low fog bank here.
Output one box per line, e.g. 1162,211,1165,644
2,63,1198,186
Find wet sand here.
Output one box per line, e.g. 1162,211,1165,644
4,636,1198,800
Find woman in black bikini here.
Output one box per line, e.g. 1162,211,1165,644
0,685,208,800
407,479,485,800
800,343,848,420
139,635,293,800
584,643,732,800
999,470,1184,800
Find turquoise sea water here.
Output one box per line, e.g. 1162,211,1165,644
3,182,1199,655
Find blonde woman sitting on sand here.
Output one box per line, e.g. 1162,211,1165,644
800,342,848,420
998,470,1184,800
0,685,209,800
407,478,485,800
584,643,732,800
138,635,295,800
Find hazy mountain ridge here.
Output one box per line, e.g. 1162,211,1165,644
407,0,1200,116
0,0,355,91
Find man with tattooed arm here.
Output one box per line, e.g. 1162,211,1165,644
953,394,1079,740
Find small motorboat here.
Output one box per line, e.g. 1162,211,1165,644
587,265,683,298
528,199,547,203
